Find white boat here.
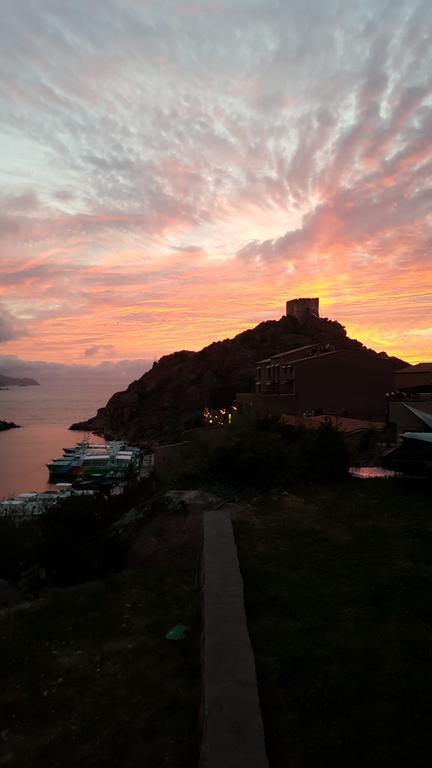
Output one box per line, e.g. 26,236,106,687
47,440,142,479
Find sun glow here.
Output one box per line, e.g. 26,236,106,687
1,1,431,367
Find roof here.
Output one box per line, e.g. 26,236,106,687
402,432,432,443
396,363,432,374
256,344,338,365
404,404,432,429
279,350,340,366
279,414,385,434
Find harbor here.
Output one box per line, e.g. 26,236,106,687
0,435,154,522
47,438,142,481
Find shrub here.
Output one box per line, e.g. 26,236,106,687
175,420,349,490
0,477,154,589
40,496,121,586
0,518,43,583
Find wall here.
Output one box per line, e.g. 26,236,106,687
184,425,229,446
393,371,432,390
154,427,230,480
294,350,394,417
153,442,191,480
388,400,432,434
239,351,396,419
256,347,336,393
286,297,319,320
237,392,298,419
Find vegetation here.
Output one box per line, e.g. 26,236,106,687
0,479,153,590
0,562,200,767
2,418,426,767
0,480,201,767
174,420,349,490
234,479,432,767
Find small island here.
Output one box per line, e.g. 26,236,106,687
0,420,20,431
0,374,39,387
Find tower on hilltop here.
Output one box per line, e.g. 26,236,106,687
286,297,319,321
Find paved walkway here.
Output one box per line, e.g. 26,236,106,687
201,507,269,768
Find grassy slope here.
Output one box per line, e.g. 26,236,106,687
234,479,432,768
0,560,200,767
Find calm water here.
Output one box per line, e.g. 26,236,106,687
0,378,127,499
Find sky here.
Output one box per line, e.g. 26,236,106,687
1,0,431,368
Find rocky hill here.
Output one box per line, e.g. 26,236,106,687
70,313,405,444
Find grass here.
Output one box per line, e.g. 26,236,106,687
0,558,201,767
234,478,432,768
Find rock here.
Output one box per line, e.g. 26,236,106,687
109,490,221,547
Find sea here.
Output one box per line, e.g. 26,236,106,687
0,378,128,499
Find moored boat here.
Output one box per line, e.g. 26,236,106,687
47,440,141,480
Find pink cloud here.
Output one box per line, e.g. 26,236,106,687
1,0,431,366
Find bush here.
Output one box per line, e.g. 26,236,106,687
300,422,350,482
0,478,154,590
176,420,349,490
40,496,123,586
0,517,43,583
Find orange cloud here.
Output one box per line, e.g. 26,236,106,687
1,0,431,367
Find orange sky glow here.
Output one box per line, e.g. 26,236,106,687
1,0,431,370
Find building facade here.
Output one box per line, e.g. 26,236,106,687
238,345,397,419
286,297,319,321
388,363,432,434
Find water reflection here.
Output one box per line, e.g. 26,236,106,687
0,425,105,499
350,467,401,479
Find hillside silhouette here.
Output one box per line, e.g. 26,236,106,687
70,314,405,443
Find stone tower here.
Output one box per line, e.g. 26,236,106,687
286,297,319,321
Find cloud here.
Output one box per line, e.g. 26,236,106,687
54,189,75,202
0,0,431,365
84,344,115,357
169,244,206,255
0,354,152,382
0,305,28,343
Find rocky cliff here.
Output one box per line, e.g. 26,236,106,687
69,314,405,444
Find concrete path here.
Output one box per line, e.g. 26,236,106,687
201,507,269,768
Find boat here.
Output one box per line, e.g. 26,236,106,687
0,486,88,521
46,455,84,478
47,440,141,480
61,437,98,452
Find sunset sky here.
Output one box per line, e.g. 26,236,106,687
1,0,431,368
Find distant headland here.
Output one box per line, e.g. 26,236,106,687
0,374,40,388
0,420,20,431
